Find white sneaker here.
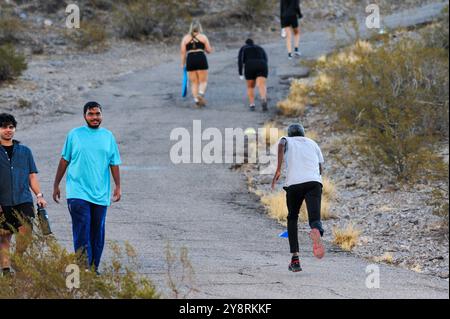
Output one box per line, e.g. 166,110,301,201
294,50,302,57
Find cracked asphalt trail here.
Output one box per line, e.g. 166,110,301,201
18,2,449,298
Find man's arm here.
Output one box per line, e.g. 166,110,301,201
53,158,69,203
29,173,47,207
111,165,121,202
272,141,286,190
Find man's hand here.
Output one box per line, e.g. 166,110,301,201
239,75,245,81
37,196,47,208
271,170,281,190
53,186,61,203
113,186,121,202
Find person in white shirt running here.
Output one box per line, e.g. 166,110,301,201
272,123,325,272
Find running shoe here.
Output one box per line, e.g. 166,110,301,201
249,105,256,112
1,268,13,277
288,53,293,60
261,100,268,112
294,50,302,57
288,259,302,272
310,228,325,259
197,94,207,107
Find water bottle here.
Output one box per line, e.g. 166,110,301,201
37,205,52,236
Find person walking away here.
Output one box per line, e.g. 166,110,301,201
180,20,213,108
238,39,269,112
272,123,325,272
280,0,303,59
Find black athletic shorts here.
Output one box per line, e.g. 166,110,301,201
186,51,209,71
244,60,268,80
281,15,299,28
0,203,35,232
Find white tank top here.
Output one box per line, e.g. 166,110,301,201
281,136,324,187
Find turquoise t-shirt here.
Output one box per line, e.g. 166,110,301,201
61,126,121,206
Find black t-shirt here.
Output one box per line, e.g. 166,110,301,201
2,145,14,160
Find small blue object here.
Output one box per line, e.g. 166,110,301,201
278,230,288,238
182,66,188,97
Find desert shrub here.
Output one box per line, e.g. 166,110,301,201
36,0,64,13
0,44,27,83
0,232,159,299
165,243,197,299
113,0,196,40
332,223,360,251
428,162,449,227
65,21,108,50
237,0,275,22
277,80,309,116
310,36,449,183
0,13,25,44
87,0,114,10
421,5,449,50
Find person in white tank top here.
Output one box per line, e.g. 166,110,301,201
272,123,325,272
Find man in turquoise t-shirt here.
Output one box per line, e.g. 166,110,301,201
53,101,121,272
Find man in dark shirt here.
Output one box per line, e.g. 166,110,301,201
0,113,47,276
280,0,303,59
238,39,269,112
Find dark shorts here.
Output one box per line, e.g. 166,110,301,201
0,203,35,232
186,51,209,71
281,15,299,28
244,60,268,80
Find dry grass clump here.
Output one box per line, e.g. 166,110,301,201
332,223,361,251
277,80,309,116
260,177,337,224
0,232,159,299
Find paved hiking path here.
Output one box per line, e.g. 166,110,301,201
20,2,448,298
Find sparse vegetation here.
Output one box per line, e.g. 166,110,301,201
0,44,27,83
0,12,25,44
0,232,159,299
332,223,361,251
283,23,449,183
277,80,309,116
113,0,197,40
373,252,395,264
237,0,275,22
429,183,449,228
260,177,337,224
165,243,198,299
65,21,107,50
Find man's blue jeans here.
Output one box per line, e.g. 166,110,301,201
67,199,107,270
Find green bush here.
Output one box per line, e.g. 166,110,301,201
309,36,448,183
0,44,27,83
0,232,159,299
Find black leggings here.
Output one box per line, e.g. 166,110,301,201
284,182,324,253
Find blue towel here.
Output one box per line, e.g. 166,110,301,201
182,66,188,97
